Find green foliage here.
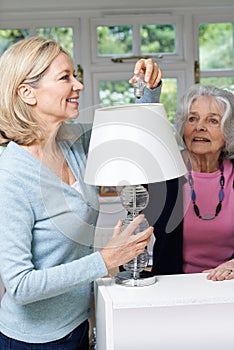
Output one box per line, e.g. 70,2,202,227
0,28,73,58
161,78,177,123
201,77,234,92
99,80,135,106
141,25,175,53
0,29,29,55
97,26,133,55
96,24,175,56
36,27,73,58
199,23,233,69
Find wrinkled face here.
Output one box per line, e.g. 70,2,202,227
32,52,84,124
183,96,225,157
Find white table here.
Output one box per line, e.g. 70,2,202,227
95,273,234,350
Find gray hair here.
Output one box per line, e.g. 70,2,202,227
174,84,234,159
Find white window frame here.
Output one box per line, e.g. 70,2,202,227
0,18,80,61
90,14,184,65
3,9,234,123
161,70,186,107
193,14,234,80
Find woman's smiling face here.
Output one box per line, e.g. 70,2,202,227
183,96,225,158
31,52,84,125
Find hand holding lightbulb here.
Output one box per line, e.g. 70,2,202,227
129,58,162,92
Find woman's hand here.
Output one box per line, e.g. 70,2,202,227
100,214,153,271
203,259,234,281
129,58,162,89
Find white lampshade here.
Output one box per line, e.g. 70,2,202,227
84,103,186,186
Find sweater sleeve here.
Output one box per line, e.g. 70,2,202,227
0,169,107,305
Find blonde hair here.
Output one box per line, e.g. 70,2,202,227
0,36,69,145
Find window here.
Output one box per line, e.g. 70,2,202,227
35,27,74,58
161,78,177,123
91,15,184,122
2,9,234,126
92,15,183,62
0,29,29,56
194,16,234,92
0,26,74,59
97,76,178,123
140,24,176,55
199,23,233,70
99,80,135,106
97,25,133,57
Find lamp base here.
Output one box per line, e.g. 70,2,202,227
115,270,157,287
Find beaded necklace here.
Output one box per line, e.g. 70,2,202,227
187,159,224,220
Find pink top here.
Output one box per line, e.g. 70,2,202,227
183,159,234,274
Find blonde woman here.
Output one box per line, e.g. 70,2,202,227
0,37,161,349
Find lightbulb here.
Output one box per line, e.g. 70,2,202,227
134,72,146,99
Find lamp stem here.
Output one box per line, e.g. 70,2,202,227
132,185,137,218
132,185,140,280
115,184,156,286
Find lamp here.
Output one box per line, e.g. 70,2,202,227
84,103,186,286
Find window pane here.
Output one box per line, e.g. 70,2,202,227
201,77,234,92
36,27,73,58
161,78,177,123
199,23,233,70
99,80,135,106
97,26,133,56
99,78,177,124
0,29,29,56
140,24,175,54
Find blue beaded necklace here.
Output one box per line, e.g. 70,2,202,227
187,159,224,220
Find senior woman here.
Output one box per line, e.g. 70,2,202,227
147,84,234,281
0,37,162,349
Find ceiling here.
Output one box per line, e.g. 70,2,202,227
0,0,234,12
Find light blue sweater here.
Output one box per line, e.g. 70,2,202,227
0,87,161,343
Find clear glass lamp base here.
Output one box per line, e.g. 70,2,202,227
115,270,157,287
116,184,157,287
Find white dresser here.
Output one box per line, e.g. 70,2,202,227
95,273,234,350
